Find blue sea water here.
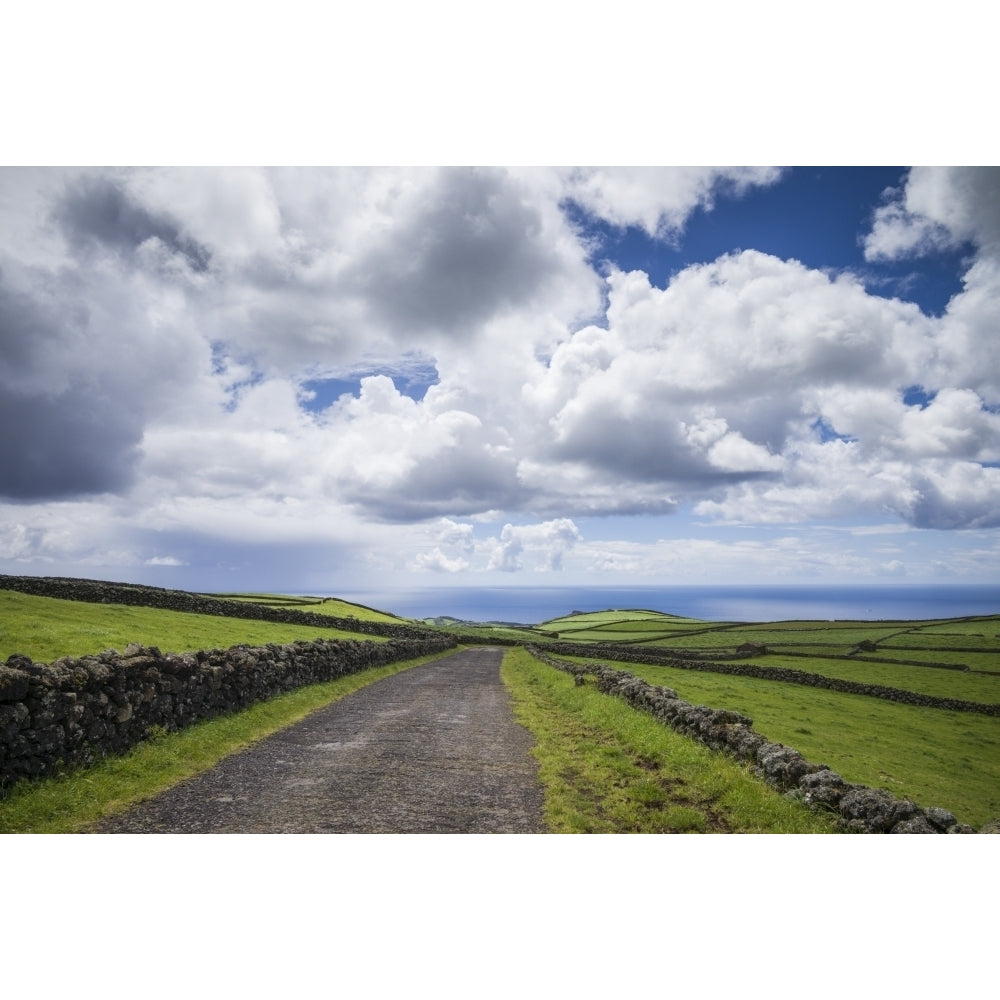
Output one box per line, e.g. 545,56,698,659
332,584,1000,625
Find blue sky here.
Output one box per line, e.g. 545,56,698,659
584,167,976,316
2,166,999,594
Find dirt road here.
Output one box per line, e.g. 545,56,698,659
96,647,546,833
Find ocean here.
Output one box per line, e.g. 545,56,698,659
332,584,1000,625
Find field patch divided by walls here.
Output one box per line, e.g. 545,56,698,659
526,647,985,833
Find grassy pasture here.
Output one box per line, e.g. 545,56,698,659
576,621,710,637
431,623,553,643
539,611,712,637
881,631,1000,649
717,646,999,671
501,647,836,833
905,615,1000,646
848,649,998,670
757,655,1000,702
539,609,1000,667
541,609,681,626
207,592,408,624
534,607,1000,828
6,587,998,832
552,650,1000,827
0,590,384,663
706,624,910,644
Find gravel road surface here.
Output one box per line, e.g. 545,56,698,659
97,647,546,833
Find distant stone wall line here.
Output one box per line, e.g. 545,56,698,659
534,640,1000,715
0,574,439,641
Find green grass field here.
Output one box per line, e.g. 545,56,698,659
501,648,837,833
0,590,386,663
535,609,1000,683
753,655,1000,702
530,606,1000,828
548,650,999,827
423,622,554,643
205,592,410,624
632,663,999,828
5,586,998,832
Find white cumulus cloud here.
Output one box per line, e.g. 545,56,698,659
486,519,582,573
3,166,999,588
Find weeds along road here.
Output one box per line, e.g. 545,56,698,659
97,647,546,834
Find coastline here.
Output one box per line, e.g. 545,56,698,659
325,583,1000,625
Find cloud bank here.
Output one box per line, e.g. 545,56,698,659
1,166,998,587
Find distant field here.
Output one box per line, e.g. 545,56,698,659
536,608,1000,665
422,621,554,643
208,592,409,624
756,655,1000,702
0,591,385,663
542,609,693,626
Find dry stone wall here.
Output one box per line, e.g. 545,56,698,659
527,647,981,833
0,574,439,641
536,640,1000,716
1,634,455,791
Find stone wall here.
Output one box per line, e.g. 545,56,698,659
535,640,1000,716
527,647,981,833
1,633,455,791
0,574,440,641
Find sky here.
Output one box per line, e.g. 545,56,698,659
2,163,999,594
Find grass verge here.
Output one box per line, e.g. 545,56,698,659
612,658,1000,828
500,647,838,833
0,649,453,834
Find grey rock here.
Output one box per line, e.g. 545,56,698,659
891,815,937,833
800,769,850,808
0,665,32,702
840,787,901,831
924,806,959,831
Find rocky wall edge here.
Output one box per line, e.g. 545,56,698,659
0,574,439,641
1,633,455,792
535,640,1000,716
526,646,985,834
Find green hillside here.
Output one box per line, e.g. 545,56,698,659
533,608,1000,827
0,590,387,663
206,592,410,624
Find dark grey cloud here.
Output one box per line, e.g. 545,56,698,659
0,382,140,499
123,529,371,594
348,167,560,335
0,267,83,381
52,175,210,271
342,444,525,523
918,166,1000,254
546,410,778,490
909,472,1000,530
0,269,142,500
